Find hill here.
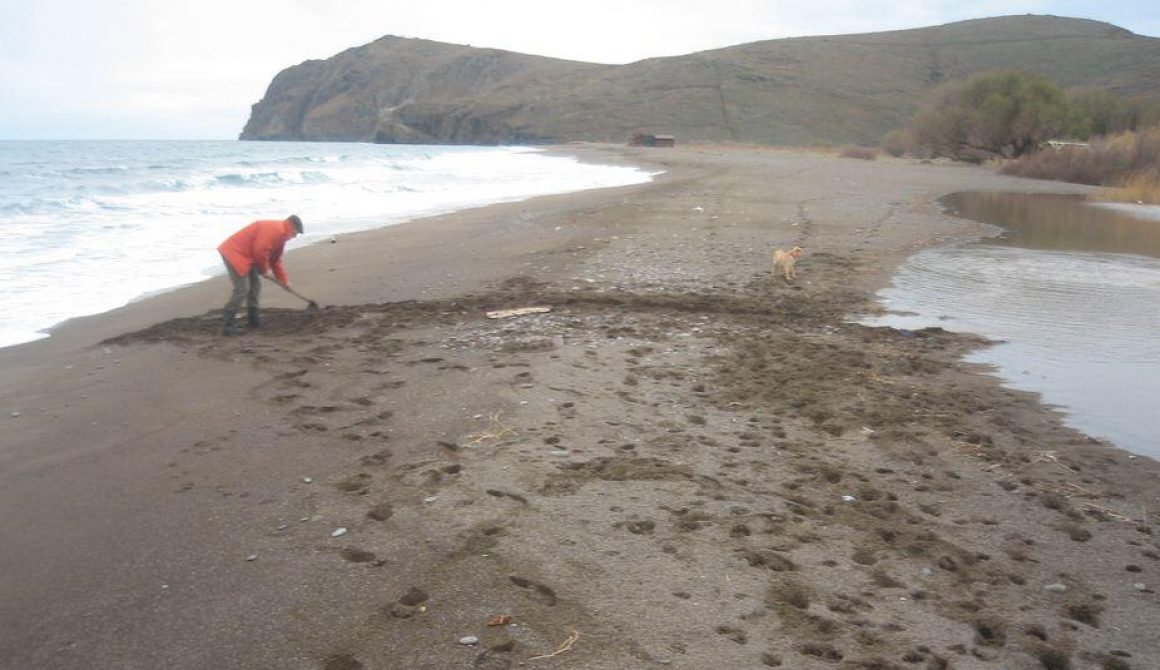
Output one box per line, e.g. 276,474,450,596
240,15,1160,146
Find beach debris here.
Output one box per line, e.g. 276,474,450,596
487,614,513,627
486,306,551,319
331,527,348,538
303,477,313,484
1134,583,1149,592
458,636,479,646
1044,583,1068,593
841,495,857,502
528,630,580,661
466,412,517,446
423,496,439,503
10,411,19,418
245,554,259,562
1034,451,1077,473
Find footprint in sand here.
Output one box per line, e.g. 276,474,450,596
366,502,394,521
509,575,557,606
339,547,377,563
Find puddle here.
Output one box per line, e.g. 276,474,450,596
866,192,1160,459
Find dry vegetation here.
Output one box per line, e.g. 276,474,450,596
878,66,1160,203
1000,127,1160,203
838,145,878,160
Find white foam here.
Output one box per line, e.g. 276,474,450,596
0,142,655,348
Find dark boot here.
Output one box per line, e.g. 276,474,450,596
246,307,261,328
222,309,239,336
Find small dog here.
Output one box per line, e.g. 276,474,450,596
772,246,804,281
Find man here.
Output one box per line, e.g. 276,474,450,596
217,215,303,336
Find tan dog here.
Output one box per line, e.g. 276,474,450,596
772,246,803,281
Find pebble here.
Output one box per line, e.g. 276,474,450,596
246,554,258,561
1134,583,1147,591
331,527,348,538
1044,583,1068,592
458,636,479,646
424,496,439,503
841,495,856,502
302,477,313,484
10,412,19,418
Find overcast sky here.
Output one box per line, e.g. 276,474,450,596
1,0,1156,140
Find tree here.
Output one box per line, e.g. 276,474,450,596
906,71,1070,160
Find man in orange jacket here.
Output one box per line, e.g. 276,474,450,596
217,215,303,335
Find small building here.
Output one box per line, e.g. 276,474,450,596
629,133,676,148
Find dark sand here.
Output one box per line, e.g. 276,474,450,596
2,145,1158,670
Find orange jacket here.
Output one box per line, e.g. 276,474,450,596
218,219,295,284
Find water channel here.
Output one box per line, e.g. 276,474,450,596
865,191,1160,459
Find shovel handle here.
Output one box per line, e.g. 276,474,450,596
263,275,317,306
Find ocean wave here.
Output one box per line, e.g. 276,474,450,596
94,199,133,212
237,154,346,168
0,193,90,215
0,140,654,353
57,165,132,176
212,170,332,187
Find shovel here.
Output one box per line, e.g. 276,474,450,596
265,276,320,313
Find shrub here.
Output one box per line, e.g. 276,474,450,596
1000,126,1160,202
909,71,1071,160
880,129,915,157
839,145,878,160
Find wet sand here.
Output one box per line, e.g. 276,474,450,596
2,145,1158,670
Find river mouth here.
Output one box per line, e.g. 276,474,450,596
865,191,1160,459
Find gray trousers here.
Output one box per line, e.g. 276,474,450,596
222,254,261,313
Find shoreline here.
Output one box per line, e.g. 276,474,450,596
3,144,1157,670
0,144,666,367
0,140,658,350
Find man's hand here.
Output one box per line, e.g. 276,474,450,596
261,272,289,290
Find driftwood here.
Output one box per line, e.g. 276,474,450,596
528,631,580,661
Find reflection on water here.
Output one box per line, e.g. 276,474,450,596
868,192,1160,459
944,191,1160,258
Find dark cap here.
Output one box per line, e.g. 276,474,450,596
287,214,303,234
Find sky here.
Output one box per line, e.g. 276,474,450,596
1,0,1157,140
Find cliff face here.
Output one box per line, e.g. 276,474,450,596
240,16,1160,145
240,36,601,144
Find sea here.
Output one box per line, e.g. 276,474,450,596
0,140,655,349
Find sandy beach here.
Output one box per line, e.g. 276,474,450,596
2,145,1158,670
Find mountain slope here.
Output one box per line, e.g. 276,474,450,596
240,15,1160,145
